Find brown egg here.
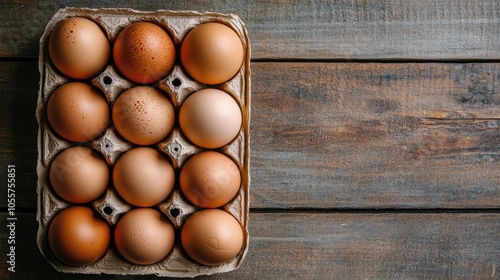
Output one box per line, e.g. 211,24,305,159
113,147,175,207
180,22,244,84
179,88,242,148
47,82,110,142
180,151,241,208
114,208,175,265
112,86,174,145
181,209,243,266
113,22,176,84
49,146,109,204
49,17,110,80
48,206,110,266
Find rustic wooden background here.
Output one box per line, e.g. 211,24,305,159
1,0,499,279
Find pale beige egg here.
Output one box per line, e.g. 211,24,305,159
179,88,242,148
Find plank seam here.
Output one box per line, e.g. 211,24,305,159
250,208,500,214
251,58,500,63
3,207,500,214
3,57,500,63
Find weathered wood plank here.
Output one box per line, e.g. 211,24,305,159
1,0,499,60
0,62,39,209
250,62,500,209
1,212,499,279
2,62,500,209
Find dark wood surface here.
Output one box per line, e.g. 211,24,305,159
1,0,499,279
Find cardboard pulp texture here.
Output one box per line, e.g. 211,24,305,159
35,7,250,277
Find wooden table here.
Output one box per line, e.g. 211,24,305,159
1,1,499,279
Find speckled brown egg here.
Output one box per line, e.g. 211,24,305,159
179,88,242,148
49,17,110,80
180,151,241,208
113,22,176,84
113,147,175,207
181,209,244,266
180,22,244,84
112,86,174,145
48,206,110,266
49,146,109,204
114,208,175,265
47,82,110,142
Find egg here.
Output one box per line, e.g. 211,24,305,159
47,82,110,142
114,208,175,265
180,22,244,84
49,146,109,204
48,206,110,266
48,17,110,80
181,209,243,266
113,147,175,207
179,88,242,148
180,151,241,208
112,86,174,145
113,22,176,84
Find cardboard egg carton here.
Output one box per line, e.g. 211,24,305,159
35,7,250,277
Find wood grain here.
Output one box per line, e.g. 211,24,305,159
2,62,500,209
1,212,498,279
1,0,499,60
0,62,39,209
250,62,500,209
1,1,499,278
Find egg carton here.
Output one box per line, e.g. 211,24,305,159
35,7,250,277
